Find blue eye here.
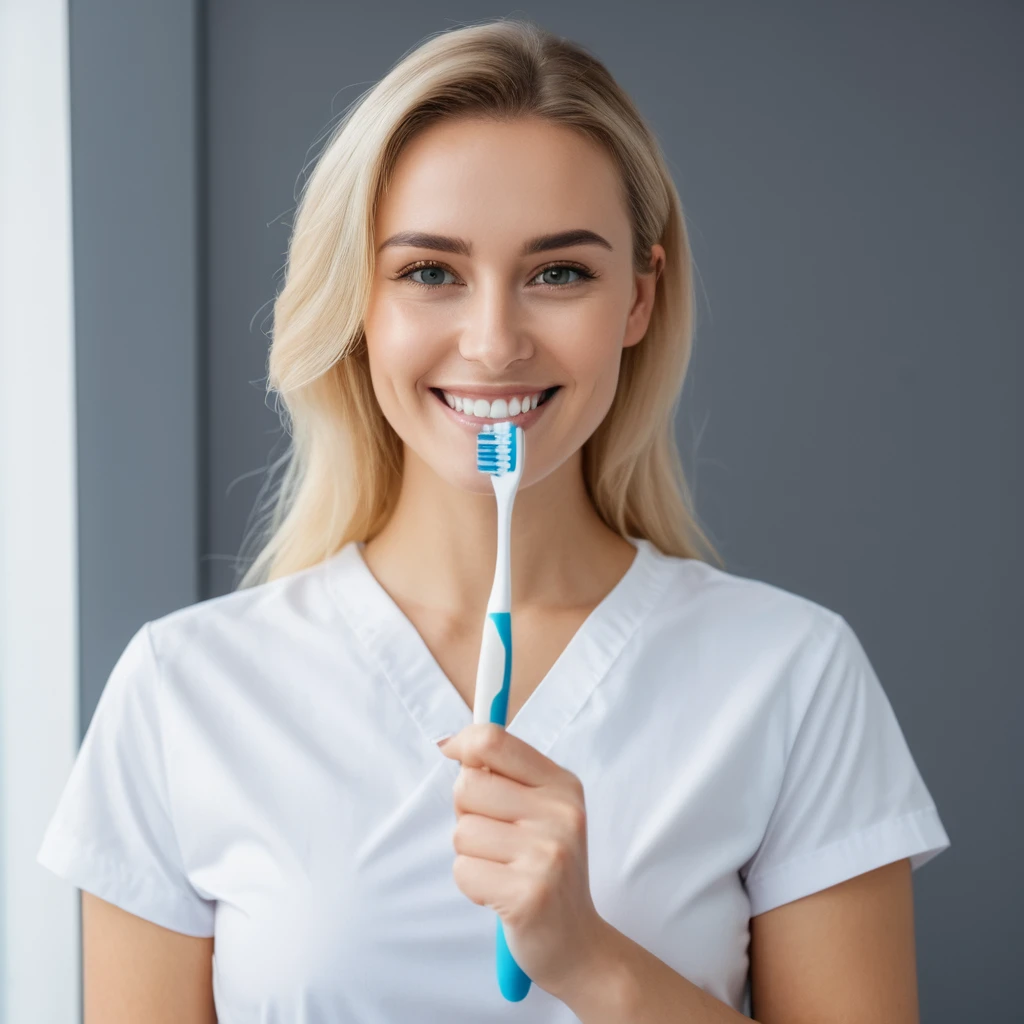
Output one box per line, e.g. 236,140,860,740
406,265,456,288
533,266,589,287
398,261,596,290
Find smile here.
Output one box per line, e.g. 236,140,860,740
429,385,561,427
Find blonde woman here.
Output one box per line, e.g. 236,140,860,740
37,18,950,1023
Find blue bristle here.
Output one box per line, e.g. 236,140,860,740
476,421,518,475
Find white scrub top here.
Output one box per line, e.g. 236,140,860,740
37,536,950,1021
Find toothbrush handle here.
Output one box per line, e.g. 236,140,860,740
496,914,531,1002
476,613,532,1002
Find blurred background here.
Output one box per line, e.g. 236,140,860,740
1,1,1020,1021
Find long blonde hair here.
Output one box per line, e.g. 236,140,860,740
236,17,723,590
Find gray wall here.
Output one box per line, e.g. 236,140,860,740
70,0,202,721
74,1,1021,1019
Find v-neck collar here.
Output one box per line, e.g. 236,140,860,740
326,536,672,757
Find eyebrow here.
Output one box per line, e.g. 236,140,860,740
376,228,613,257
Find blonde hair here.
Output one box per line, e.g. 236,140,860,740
235,17,723,590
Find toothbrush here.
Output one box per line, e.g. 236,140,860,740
474,420,532,1002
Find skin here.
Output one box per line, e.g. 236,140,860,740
361,115,664,640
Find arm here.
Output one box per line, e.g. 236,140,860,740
749,857,918,1023
82,891,217,1024
559,858,919,1024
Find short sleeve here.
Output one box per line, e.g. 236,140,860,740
36,622,215,936
740,614,951,917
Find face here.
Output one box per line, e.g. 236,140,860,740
363,115,664,494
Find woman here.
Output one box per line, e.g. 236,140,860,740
37,18,950,1023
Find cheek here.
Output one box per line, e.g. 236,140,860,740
365,311,445,396
553,335,625,445
560,330,623,396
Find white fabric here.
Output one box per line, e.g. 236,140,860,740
37,537,950,1021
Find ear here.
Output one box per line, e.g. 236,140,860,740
623,243,666,349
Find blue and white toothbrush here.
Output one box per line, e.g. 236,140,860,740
474,419,532,1002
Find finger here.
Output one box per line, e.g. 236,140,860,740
452,853,516,911
454,765,534,823
452,812,522,864
452,723,553,787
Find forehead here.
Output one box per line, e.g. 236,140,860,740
375,117,628,245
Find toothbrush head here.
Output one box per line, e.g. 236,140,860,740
476,421,523,480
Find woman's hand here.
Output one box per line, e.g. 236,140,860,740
437,722,612,998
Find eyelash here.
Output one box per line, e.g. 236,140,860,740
395,260,598,291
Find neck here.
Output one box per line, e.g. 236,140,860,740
360,445,635,620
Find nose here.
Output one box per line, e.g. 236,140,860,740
456,283,535,372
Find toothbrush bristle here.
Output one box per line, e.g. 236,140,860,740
476,421,518,475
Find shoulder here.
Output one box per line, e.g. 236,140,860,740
148,554,340,648
140,552,345,692
642,543,844,666
635,543,854,739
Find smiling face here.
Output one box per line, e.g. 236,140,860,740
363,115,662,494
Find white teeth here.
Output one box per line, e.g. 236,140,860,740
439,388,550,419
